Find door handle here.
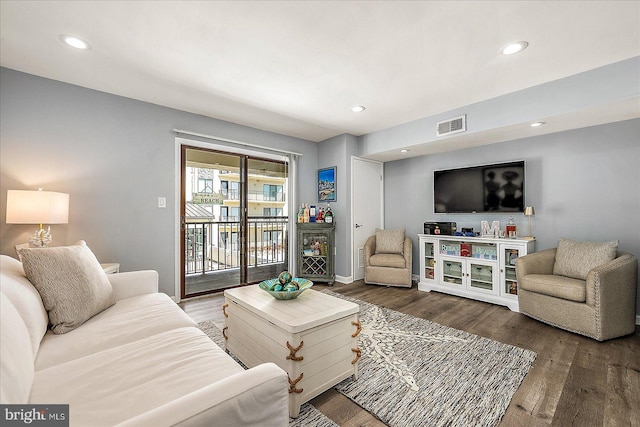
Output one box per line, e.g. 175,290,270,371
355,224,363,228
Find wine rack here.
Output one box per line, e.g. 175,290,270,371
297,222,335,285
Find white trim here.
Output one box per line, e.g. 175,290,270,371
174,140,182,301
350,156,384,281
335,274,353,284
288,155,299,277
174,129,303,157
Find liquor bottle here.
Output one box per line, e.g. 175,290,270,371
316,207,324,223
303,204,310,223
297,204,304,223
324,204,333,223
506,216,517,238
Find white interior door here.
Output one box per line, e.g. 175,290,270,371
351,157,383,281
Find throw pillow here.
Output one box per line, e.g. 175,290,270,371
19,241,115,334
553,238,618,280
375,228,405,254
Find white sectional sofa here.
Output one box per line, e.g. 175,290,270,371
0,254,289,426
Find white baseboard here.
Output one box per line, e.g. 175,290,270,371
335,274,353,284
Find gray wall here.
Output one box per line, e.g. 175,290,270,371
0,67,319,296
317,134,359,278
384,118,640,315
2,67,639,316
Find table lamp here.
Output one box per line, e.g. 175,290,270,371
523,206,535,240
6,189,69,247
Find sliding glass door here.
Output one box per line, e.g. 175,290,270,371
181,145,289,298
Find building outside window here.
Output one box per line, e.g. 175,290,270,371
263,207,283,216
198,178,213,193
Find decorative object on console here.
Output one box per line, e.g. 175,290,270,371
523,206,535,240
5,189,69,247
258,277,313,300
423,221,456,235
481,220,500,238
506,216,517,238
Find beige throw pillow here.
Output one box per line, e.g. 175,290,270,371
375,228,405,254
553,238,618,280
19,241,115,334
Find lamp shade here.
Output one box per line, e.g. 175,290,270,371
524,206,535,216
6,190,69,224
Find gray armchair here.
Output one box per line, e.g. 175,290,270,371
364,228,412,288
516,239,638,341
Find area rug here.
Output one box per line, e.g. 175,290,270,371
198,320,338,427
199,291,536,427
324,290,537,427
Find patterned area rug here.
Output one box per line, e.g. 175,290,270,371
199,291,536,427
325,290,537,427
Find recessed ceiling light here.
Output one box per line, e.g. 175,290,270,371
59,35,91,50
351,105,366,113
400,149,409,153
500,41,528,55
530,121,545,127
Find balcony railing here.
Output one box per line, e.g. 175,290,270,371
185,216,288,275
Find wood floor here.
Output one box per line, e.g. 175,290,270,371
179,281,640,427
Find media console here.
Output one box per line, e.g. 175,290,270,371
418,234,535,312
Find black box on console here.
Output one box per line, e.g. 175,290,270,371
424,222,457,235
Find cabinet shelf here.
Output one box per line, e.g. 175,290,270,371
470,282,493,290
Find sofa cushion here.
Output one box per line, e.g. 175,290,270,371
369,253,406,269
520,274,586,302
0,293,35,403
375,228,405,254
19,241,116,334
553,238,618,280
35,292,196,370
30,327,244,426
0,255,48,356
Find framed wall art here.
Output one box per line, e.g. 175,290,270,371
318,167,336,202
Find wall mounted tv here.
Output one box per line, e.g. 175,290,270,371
434,161,525,213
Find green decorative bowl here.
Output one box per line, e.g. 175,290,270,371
259,278,313,300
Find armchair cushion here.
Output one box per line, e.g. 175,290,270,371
18,241,115,334
553,238,618,280
369,253,406,269
519,274,586,302
375,228,405,254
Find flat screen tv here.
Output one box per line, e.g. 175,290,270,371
434,161,525,213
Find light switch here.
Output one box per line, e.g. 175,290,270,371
158,197,166,208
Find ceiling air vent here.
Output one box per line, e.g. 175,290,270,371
437,115,466,136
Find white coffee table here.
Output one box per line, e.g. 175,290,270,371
223,284,361,418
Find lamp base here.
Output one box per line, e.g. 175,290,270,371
29,226,52,247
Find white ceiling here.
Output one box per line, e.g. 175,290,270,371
1,1,639,150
